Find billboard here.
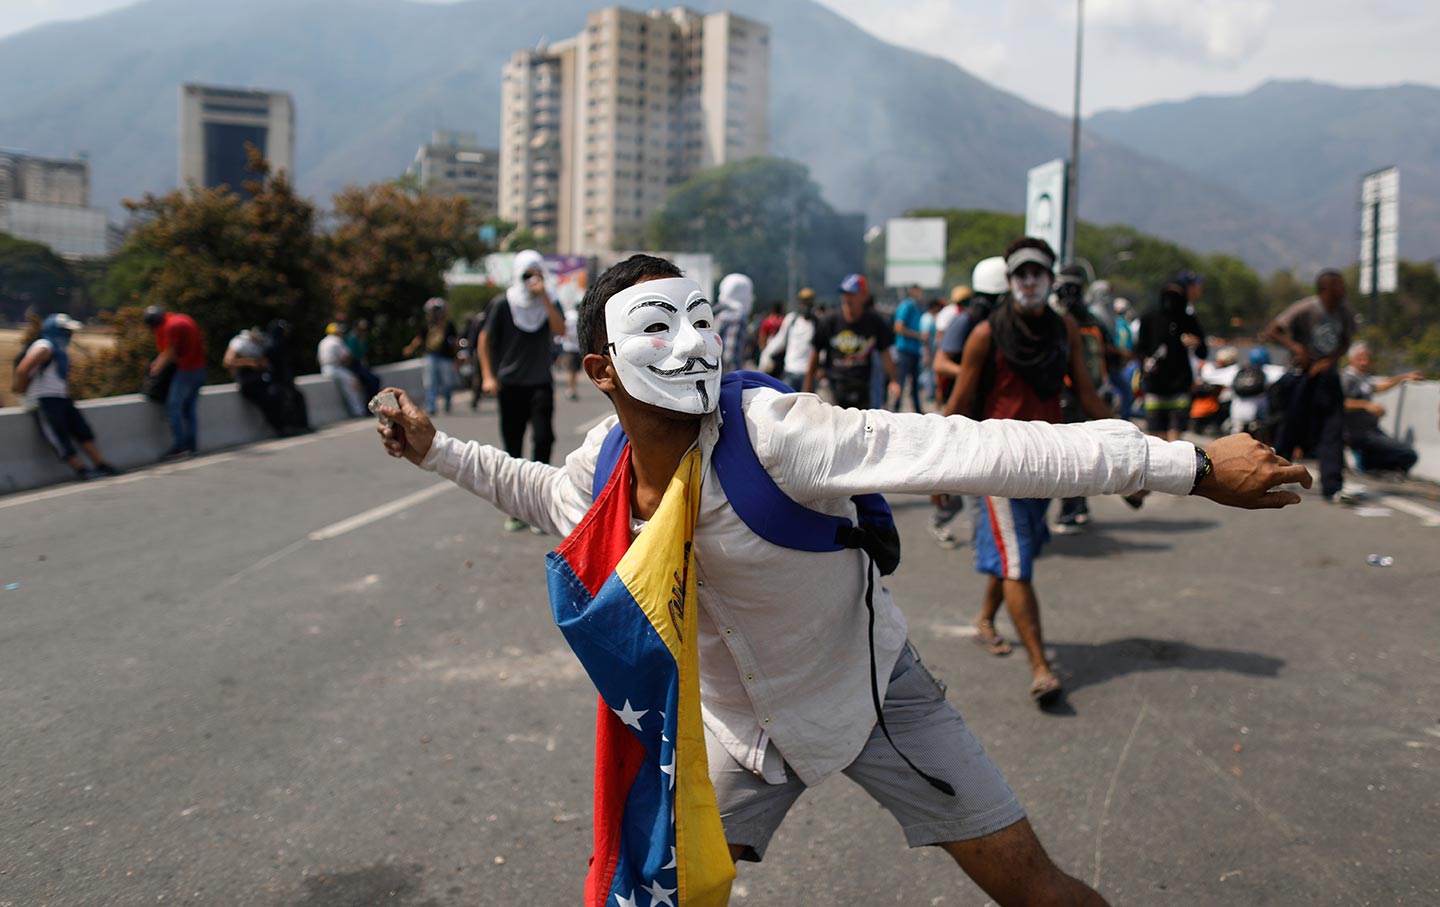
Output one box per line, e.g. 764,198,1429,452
884,217,947,288
1359,167,1399,295
1025,159,1068,260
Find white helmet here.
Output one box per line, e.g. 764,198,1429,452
971,256,1008,296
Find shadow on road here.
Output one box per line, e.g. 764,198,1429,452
1048,636,1286,698
1044,517,1220,559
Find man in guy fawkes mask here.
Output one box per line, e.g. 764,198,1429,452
943,238,1116,706
374,253,1309,905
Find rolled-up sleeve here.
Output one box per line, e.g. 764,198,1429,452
743,389,1197,502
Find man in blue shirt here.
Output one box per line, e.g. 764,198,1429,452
892,284,927,413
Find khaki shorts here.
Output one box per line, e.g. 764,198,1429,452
707,642,1026,861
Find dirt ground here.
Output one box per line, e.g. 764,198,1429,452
0,328,116,406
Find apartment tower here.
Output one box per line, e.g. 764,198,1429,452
500,6,769,253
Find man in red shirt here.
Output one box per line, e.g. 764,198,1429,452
144,306,208,459
943,238,1113,707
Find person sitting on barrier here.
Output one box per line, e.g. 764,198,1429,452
1341,342,1423,476
223,326,287,434
318,323,366,418
373,253,1310,907
13,313,120,481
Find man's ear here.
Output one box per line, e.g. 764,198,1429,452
582,352,617,395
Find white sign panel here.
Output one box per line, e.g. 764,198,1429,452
884,217,947,288
1359,167,1399,295
1026,158,1068,260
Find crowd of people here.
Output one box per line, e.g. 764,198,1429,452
373,245,1317,907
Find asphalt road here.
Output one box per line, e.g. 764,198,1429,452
1,391,1437,907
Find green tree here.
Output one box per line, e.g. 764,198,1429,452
0,232,84,321
324,182,484,362
649,157,850,303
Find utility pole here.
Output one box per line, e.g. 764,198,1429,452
1065,0,1084,264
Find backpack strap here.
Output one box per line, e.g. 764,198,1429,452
714,370,856,553
592,421,630,502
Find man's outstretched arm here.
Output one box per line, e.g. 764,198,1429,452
377,387,593,536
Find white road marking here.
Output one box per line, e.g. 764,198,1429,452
308,483,452,541
1372,495,1440,528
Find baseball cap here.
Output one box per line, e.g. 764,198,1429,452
1005,246,1056,276
1173,270,1203,287
49,313,85,332
838,274,868,296
950,285,973,306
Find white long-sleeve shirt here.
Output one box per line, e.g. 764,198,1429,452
421,387,1197,785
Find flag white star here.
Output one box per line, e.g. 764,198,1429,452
643,879,677,907
612,699,648,731
659,758,675,790
662,846,677,870
614,892,639,907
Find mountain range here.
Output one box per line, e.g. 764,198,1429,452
0,0,1431,274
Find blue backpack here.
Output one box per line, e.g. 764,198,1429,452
591,370,902,575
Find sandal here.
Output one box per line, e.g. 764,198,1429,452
972,620,1012,656
1029,672,1063,706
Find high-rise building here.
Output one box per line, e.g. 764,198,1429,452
178,83,295,193
500,6,769,253
407,131,500,216
0,151,111,258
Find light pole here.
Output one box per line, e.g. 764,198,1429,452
1065,0,1084,265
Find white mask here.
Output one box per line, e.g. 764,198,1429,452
1009,269,1053,313
604,277,723,415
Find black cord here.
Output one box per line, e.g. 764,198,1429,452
863,555,955,797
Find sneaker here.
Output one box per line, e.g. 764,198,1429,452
927,522,962,549
92,463,121,477
503,516,529,532
1122,491,1148,511
1330,489,1364,505
74,468,99,482
529,524,547,536
565,389,579,402
1051,520,1080,535
158,447,192,463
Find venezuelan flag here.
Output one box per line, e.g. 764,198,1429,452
547,446,735,907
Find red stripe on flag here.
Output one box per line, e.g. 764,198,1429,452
557,446,636,597
584,695,648,907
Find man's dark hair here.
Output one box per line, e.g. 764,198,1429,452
1003,236,1056,263
1317,268,1344,288
577,254,684,356
142,305,166,328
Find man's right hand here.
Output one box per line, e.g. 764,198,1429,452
482,375,500,396
376,387,435,465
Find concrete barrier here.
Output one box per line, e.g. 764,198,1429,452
0,361,424,494
1377,379,1440,483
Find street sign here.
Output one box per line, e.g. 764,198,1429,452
1359,167,1399,296
1026,158,1068,259
884,217,947,288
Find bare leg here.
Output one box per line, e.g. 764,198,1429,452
1001,579,1050,679
942,818,1108,907
974,577,1012,655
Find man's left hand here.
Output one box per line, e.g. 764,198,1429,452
1191,434,1312,510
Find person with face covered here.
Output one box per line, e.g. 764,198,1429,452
942,238,1114,705
375,253,1309,906
478,249,566,532
715,273,755,374
13,313,120,481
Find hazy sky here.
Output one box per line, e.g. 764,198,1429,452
4,0,1437,115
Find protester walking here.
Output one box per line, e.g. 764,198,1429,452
804,273,899,409
892,284,928,413
376,252,1307,907
479,249,565,533
405,297,459,416
1264,270,1358,501
143,305,207,460
758,288,818,389
13,313,120,480
943,239,1116,706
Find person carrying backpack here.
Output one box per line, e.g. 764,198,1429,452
375,253,1309,907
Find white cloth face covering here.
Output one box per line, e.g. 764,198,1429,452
604,277,723,415
1009,269,1053,313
